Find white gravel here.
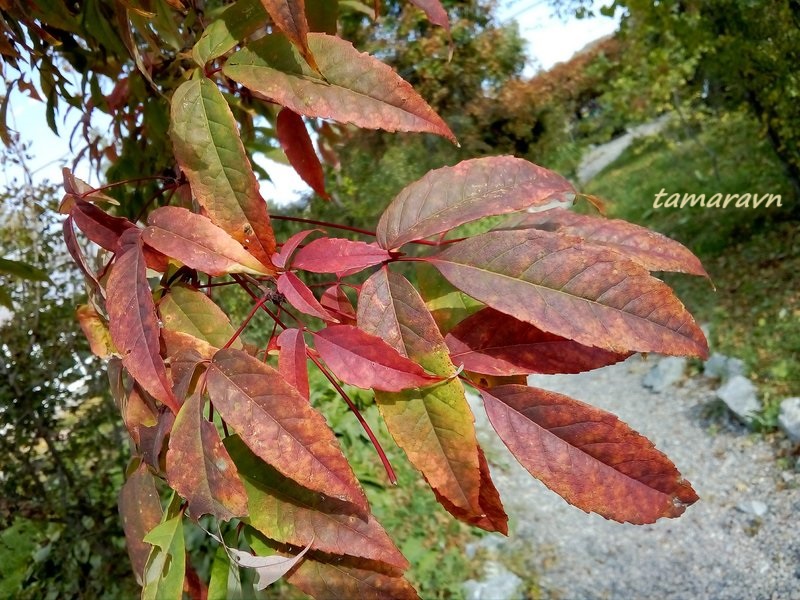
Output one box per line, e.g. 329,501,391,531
469,356,800,600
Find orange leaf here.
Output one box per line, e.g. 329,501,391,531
166,392,249,521
107,230,178,412
206,348,368,516
427,229,708,358
259,0,319,71
481,385,698,524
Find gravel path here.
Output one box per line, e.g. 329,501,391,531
468,357,800,600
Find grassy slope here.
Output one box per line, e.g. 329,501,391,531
584,110,799,422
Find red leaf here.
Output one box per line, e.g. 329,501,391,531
63,216,103,295
107,230,178,412
291,237,390,275
480,385,698,524
312,324,441,391
446,307,630,376
407,0,449,31
272,228,320,269
427,229,708,358
277,328,309,400
71,198,136,251
357,269,483,518
259,0,319,72
320,284,357,324
431,446,508,534
277,272,339,322
287,556,419,600
499,208,708,277
376,156,574,250
143,206,274,276
118,462,163,585
108,359,159,447
166,392,249,521
276,108,330,199
206,348,368,515
227,436,407,569
224,33,455,142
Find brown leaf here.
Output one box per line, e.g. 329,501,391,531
206,348,369,515
226,435,407,569
312,324,442,391
143,206,274,276
376,156,574,250
498,208,708,277
259,0,319,72
446,307,630,376
70,198,136,251
427,229,708,358
358,269,486,522
118,462,163,585
287,556,419,600
107,230,178,412
276,108,330,199
481,385,699,524
170,77,276,266
166,392,249,521
224,33,455,142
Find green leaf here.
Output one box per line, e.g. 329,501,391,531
170,76,276,267
416,263,482,335
0,257,51,282
357,269,503,530
158,285,241,350
192,0,268,66
224,33,456,142
142,496,185,600
0,285,14,309
208,545,243,600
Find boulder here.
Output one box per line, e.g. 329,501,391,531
704,353,745,381
716,375,760,423
643,357,686,392
778,397,800,442
463,562,523,600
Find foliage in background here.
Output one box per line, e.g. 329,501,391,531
0,170,134,598
586,110,800,420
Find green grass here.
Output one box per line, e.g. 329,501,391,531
585,109,800,422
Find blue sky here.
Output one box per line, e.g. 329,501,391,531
2,1,619,202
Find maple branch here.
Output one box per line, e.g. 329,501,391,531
308,353,398,485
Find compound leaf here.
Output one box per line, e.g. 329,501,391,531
312,324,441,391
144,206,274,276
226,435,407,569
170,77,276,266
224,33,455,141
166,392,249,521
206,348,368,515
446,307,630,376
376,156,574,250
480,384,699,524
427,229,708,357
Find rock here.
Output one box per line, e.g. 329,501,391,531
643,357,686,392
704,353,745,381
736,500,768,518
778,397,800,442
463,562,523,600
716,375,761,422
